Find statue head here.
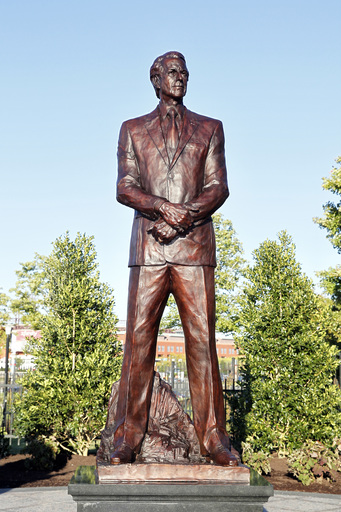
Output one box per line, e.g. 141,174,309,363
150,51,189,100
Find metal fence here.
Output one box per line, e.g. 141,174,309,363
0,370,24,446
1,358,241,445
2,353,340,448
155,357,241,419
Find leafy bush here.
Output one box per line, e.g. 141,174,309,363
288,439,341,486
23,436,59,471
242,442,271,475
0,435,10,458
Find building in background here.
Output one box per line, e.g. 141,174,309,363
116,321,239,360
1,323,239,373
0,327,39,372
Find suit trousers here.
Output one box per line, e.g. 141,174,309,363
113,263,226,455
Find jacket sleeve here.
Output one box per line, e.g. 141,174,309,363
184,121,229,221
116,121,167,219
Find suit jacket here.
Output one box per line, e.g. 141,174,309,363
116,106,229,267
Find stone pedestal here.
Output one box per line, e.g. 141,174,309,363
68,465,273,512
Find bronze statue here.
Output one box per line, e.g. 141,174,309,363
111,51,238,467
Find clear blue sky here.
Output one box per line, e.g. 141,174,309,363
1,0,340,320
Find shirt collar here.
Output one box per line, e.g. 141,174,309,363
158,102,185,122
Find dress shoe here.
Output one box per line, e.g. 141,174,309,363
208,443,238,466
206,429,239,466
110,443,135,464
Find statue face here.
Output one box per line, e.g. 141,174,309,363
159,58,189,102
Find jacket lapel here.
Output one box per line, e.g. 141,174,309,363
169,109,199,169
144,108,199,170
145,112,169,168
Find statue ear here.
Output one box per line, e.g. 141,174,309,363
151,74,161,98
151,74,160,88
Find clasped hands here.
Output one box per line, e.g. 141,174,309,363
151,202,195,244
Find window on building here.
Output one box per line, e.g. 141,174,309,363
229,348,232,354
170,346,174,353
180,346,183,353
167,346,170,352
176,346,179,353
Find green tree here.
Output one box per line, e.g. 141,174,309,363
159,295,182,332
233,231,341,455
0,290,10,354
314,157,341,308
214,213,245,333
316,295,341,351
14,233,122,456
314,157,341,253
0,289,10,325
313,156,341,356
10,255,47,329
160,213,245,333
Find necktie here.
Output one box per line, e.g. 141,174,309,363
166,108,179,162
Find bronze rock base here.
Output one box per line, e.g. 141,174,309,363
97,461,250,485
97,373,203,466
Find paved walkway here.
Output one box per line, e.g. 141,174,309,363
0,487,340,511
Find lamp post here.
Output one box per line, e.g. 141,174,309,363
1,324,12,433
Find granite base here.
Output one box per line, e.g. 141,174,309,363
68,466,273,512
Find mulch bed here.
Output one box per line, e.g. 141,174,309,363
0,453,96,488
1,453,341,494
266,455,341,495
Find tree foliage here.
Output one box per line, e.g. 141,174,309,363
14,233,122,456
214,213,245,333
160,213,245,333
232,231,341,455
0,290,10,353
314,157,341,311
0,289,10,324
10,255,47,329
313,157,341,354
314,157,341,253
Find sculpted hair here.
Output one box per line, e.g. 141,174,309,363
150,51,188,98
